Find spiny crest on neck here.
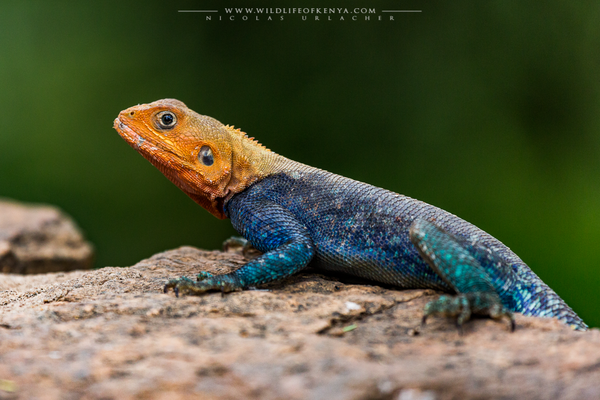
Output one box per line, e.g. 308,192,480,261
224,124,275,154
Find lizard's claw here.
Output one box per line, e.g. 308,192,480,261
163,276,209,296
163,277,189,295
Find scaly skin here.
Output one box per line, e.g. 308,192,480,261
114,99,587,331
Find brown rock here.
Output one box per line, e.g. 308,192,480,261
0,246,598,399
0,198,94,274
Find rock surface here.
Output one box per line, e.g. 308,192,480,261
0,246,598,400
0,198,94,274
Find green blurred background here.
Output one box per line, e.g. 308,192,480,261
1,1,599,326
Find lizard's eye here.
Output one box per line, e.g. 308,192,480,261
198,146,214,166
156,111,177,129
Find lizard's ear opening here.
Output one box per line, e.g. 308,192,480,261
198,146,214,166
192,140,232,185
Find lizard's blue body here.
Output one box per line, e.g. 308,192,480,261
176,165,586,330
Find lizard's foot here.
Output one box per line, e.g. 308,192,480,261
422,292,515,333
222,236,248,252
222,236,261,258
163,275,240,297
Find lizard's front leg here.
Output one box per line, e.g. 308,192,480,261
409,219,515,332
164,200,315,296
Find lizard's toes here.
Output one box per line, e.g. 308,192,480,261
163,279,178,293
164,276,195,296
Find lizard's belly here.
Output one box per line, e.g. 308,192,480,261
308,230,450,291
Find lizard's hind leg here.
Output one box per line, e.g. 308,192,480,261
410,219,514,332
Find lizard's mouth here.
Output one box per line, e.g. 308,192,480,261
113,116,185,166
114,117,161,153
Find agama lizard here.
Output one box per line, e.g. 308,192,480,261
114,99,587,331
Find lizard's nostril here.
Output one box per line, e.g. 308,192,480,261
129,111,135,117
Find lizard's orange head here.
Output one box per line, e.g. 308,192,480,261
114,99,277,219
114,99,238,218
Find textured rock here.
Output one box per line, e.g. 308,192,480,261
0,246,598,400
0,198,94,274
